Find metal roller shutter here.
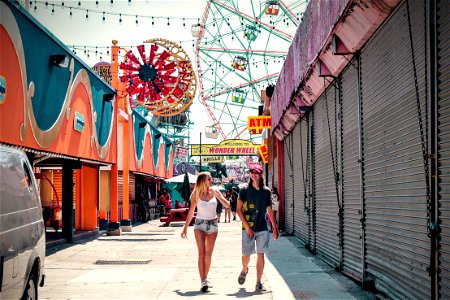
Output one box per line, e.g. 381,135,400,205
292,118,310,244
437,0,450,297
129,173,136,202
273,156,278,190
118,171,123,205
283,134,294,234
361,1,430,298
341,60,364,281
313,83,340,268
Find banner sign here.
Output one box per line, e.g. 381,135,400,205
175,146,189,162
247,116,271,130
191,139,258,156
258,138,269,164
202,156,223,163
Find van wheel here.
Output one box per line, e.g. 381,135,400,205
21,272,37,300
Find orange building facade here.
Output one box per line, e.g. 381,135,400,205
0,1,173,240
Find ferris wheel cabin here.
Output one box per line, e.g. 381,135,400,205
243,25,260,41
265,0,280,16
191,24,204,38
205,125,219,139
231,56,248,71
231,89,247,104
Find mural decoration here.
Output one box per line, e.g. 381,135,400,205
119,38,196,116
0,1,115,160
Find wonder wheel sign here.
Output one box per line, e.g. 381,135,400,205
119,38,197,116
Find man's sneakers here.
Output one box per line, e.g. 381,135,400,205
255,281,266,292
238,270,248,284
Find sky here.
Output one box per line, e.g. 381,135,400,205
27,0,307,150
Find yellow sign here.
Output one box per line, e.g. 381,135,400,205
247,116,271,130
202,156,223,163
259,138,269,164
191,139,258,156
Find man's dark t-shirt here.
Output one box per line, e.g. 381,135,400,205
239,185,271,232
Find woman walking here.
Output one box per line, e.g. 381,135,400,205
181,172,230,292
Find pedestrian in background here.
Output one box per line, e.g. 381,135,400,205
223,191,231,222
236,165,278,292
181,172,230,292
230,186,239,221
271,187,279,226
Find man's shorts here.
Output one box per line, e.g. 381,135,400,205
242,230,269,256
194,218,218,234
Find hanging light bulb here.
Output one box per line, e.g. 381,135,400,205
51,4,54,14
77,1,80,6
102,12,105,22
61,1,64,8
167,17,170,26
119,13,122,24
85,10,89,20
183,18,185,27
69,7,72,17
135,15,138,25
152,16,154,26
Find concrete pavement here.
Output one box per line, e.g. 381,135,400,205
41,219,375,299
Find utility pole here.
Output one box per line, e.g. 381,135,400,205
199,132,202,171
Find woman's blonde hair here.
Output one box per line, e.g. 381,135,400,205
190,172,211,204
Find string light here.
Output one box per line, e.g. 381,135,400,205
33,1,199,23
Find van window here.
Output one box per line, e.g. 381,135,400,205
0,159,38,214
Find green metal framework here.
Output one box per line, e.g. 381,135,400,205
195,0,308,143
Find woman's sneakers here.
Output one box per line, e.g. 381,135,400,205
201,279,212,292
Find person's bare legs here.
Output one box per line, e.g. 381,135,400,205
242,255,250,273
204,232,218,279
256,253,265,283
194,229,207,280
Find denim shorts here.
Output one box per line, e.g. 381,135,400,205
194,218,218,234
241,230,269,256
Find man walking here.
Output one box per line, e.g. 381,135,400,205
236,165,279,291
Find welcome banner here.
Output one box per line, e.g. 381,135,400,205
191,139,258,156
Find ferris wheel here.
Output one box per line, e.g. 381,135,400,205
194,0,308,142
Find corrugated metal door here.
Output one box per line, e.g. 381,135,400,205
437,0,450,297
293,118,310,244
283,134,294,234
313,83,340,268
341,61,364,281
129,173,136,202
361,1,430,298
118,170,123,205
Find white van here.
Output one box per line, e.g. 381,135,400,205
0,146,45,299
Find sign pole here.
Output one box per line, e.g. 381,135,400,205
199,132,202,171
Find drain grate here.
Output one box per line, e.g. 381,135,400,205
94,259,151,265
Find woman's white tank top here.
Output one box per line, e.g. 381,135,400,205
196,196,218,220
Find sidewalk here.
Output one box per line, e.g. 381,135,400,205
41,219,375,299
